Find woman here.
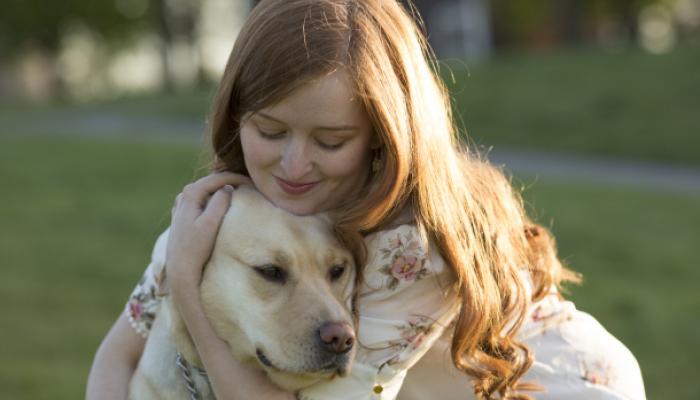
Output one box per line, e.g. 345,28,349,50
86,0,645,399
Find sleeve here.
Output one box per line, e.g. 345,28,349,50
297,225,460,400
518,293,646,400
125,228,170,338
396,292,646,400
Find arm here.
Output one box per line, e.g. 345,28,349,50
166,172,295,400
86,313,146,400
85,226,167,400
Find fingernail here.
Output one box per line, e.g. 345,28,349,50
223,184,234,193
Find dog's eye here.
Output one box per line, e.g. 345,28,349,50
329,264,345,282
254,265,287,284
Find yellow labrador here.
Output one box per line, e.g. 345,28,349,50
129,187,356,399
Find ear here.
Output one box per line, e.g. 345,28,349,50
369,129,383,150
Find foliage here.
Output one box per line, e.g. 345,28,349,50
0,0,151,56
490,0,662,47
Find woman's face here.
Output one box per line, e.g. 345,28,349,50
239,69,375,215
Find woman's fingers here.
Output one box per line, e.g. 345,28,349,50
197,185,234,228
166,184,235,290
173,172,250,215
181,172,251,206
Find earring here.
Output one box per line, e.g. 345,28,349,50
372,148,383,173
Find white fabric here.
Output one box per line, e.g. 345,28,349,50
398,291,646,400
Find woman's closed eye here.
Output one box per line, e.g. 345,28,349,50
315,138,345,150
257,123,346,150
258,129,286,140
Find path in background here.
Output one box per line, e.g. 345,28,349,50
6,112,700,195
488,148,700,195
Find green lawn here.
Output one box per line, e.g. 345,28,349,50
0,135,698,399
443,44,700,165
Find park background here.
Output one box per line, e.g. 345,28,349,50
1,0,698,398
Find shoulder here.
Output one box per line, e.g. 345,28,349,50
362,221,454,296
125,228,170,338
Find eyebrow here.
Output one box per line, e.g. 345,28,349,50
256,112,360,132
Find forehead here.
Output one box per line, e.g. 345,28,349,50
257,70,370,130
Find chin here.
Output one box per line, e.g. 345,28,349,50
272,194,325,216
280,202,320,216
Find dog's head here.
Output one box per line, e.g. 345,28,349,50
189,186,356,390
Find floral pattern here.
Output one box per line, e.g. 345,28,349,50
126,267,162,337
513,293,644,398
378,231,430,290
394,315,435,352
580,355,615,386
379,315,436,369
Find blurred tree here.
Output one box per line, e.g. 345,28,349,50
152,0,206,91
586,0,657,41
490,0,559,48
559,0,585,44
0,0,147,55
490,0,662,50
0,0,150,98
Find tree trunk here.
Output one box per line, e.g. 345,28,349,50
153,0,175,92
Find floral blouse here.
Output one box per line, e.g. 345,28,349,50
126,224,645,400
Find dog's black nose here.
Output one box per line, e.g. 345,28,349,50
319,321,355,354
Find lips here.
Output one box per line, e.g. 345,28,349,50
275,177,318,195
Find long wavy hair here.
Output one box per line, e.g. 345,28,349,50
207,0,580,398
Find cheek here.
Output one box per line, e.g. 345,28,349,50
240,127,276,168
322,146,371,179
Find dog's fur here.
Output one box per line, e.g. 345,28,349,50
129,187,356,399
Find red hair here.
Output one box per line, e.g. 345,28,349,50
207,1,580,397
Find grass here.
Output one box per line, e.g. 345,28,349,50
519,178,700,399
0,134,698,399
442,43,700,165
0,135,208,399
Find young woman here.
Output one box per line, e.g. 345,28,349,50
86,1,645,399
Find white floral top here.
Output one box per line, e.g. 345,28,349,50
397,289,646,400
126,223,645,400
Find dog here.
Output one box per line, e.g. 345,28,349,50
129,186,357,399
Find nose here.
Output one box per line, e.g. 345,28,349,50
280,140,312,180
318,321,355,354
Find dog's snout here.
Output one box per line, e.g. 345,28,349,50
318,321,355,354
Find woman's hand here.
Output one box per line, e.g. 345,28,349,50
166,171,252,299
163,172,295,400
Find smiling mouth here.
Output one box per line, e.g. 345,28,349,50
275,177,318,195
